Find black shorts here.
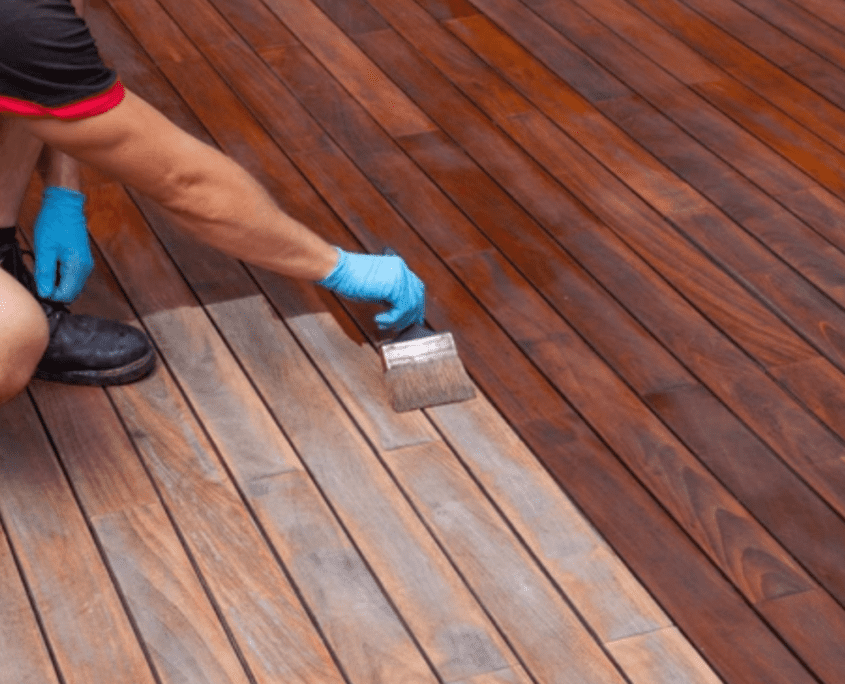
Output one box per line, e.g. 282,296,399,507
0,0,124,120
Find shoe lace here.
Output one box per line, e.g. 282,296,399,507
0,240,71,317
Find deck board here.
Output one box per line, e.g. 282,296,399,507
0,392,158,684
4,0,845,681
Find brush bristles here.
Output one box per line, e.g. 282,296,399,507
386,356,476,413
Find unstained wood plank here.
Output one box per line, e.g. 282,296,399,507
0,393,157,684
607,627,722,684
14,194,255,684
0,512,61,684
234,468,440,684
93,505,254,684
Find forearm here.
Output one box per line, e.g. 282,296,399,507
163,148,339,282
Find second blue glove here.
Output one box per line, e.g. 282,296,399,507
34,186,95,303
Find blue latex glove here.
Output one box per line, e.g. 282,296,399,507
34,186,94,303
317,247,425,331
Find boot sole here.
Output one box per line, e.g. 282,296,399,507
33,347,157,386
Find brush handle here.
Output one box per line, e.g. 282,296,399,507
382,247,432,343
393,322,434,343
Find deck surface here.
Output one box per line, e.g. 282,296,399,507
2,0,845,681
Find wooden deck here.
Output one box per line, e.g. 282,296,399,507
3,0,845,680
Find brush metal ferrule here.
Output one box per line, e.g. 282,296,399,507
381,332,458,370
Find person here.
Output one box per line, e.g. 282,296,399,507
0,0,425,406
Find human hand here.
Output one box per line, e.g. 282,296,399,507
317,247,425,331
33,186,94,303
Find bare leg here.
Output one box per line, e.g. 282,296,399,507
0,121,51,402
0,267,50,405
0,117,51,406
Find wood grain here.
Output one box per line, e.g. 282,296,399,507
0,393,156,684
0,511,61,684
187,294,536,683
81,191,344,682
385,439,629,683
607,627,723,684
93,504,253,684
683,0,845,135
5,0,844,681
223,469,440,684
427,397,671,643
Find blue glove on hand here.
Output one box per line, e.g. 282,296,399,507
34,186,94,303
317,247,425,331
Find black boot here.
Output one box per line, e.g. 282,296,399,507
0,228,156,386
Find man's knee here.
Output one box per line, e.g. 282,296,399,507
0,272,50,406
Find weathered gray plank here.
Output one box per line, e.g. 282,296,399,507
249,469,439,684
203,291,533,683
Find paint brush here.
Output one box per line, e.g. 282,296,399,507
379,248,476,413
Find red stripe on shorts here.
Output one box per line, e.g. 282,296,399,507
0,79,124,120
